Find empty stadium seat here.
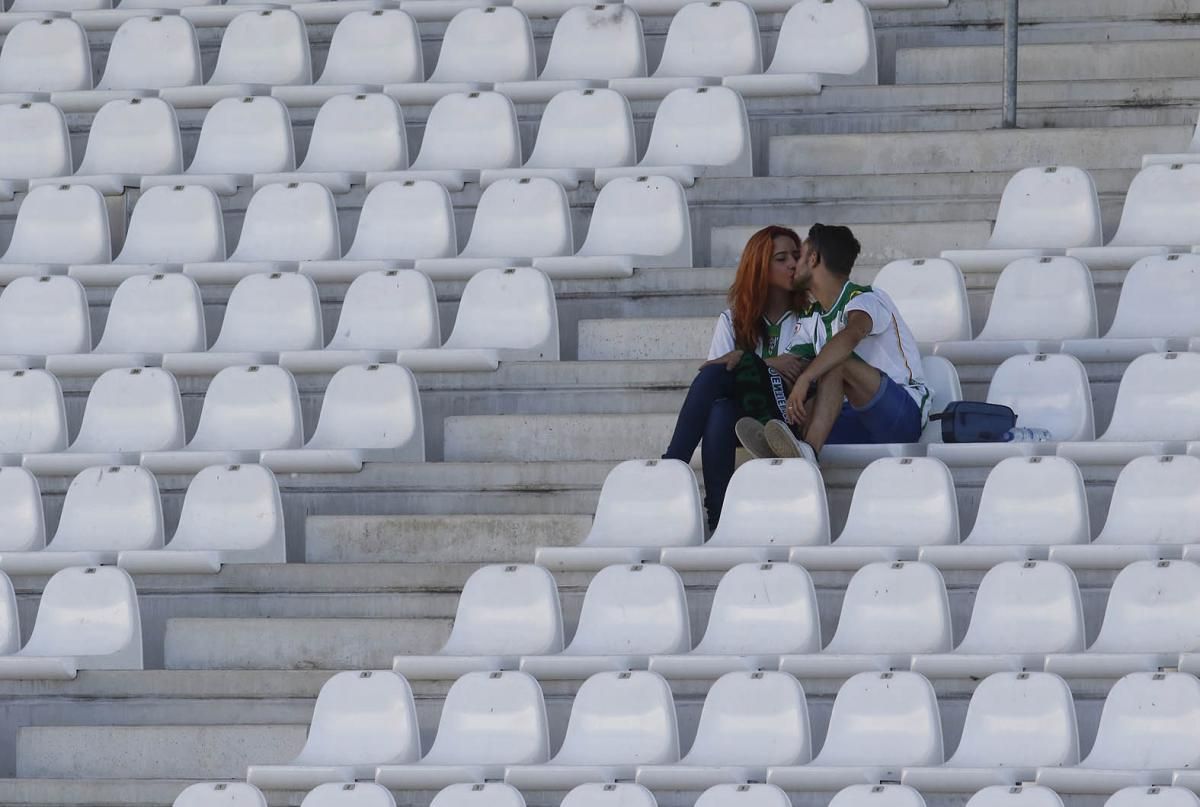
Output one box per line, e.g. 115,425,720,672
921,456,1090,569
637,671,811,787
0,19,91,97
140,364,303,474
0,566,141,678
173,782,268,807
375,670,549,788
828,785,926,807
0,468,44,553
659,459,829,570
164,272,322,375
0,370,66,461
867,258,973,346
1112,789,1200,807
942,167,1104,272
694,784,791,807
912,560,1085,678
1058,352,1200,464
161,10,311,108
0,184,111,281
142,96,296,196
934,257,1098,362
394,266,559,371
0,276,92,367
902,672,1078,791
0,101,72,199
1037,672,1200,794
428,784,526,807
184,182,341,284
649,563,820,677
300,783,395,807
536,459,702,571
964,786,1064,807
610,1,761,101
504,670,679,788
789,458,957,571
393,564,562,678
520,563,689,678
560,784,656,807
780,562,951,677
247,670,420,789
367,91,521,190
0,572,17,655
1068,164,1200,271
254,94,407,193
495,5,644,103
534,176,693,277
767,671,943,790
119,463,285,573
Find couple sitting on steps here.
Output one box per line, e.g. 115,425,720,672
664,223,931,531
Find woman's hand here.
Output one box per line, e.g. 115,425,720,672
785,373,813,425
764,354,805,385
700,350,744,371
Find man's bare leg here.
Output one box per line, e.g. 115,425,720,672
803,357,885,452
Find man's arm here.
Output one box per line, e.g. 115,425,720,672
797,310,873,385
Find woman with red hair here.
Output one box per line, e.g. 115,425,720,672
663,225,806,530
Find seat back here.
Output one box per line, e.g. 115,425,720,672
654,1,761,78
51,465,163,552
567,564,690,655
1110,164,1200,247
1105,253,1200,339
949,672,1078,768
461,178,572,259
695,563,821,654
0,276,92,355
0,19,91,93
327,271,440,350
584,459,702,549
428,784,525,807
694,784,791,807
554,671,678,765
97,274,206,354
411,92,521,171
641,87,750,175
118,185,226,264
682,671,811,766
188,96,295,174
21,566,141,661
979,257,1097,340
211,273,323,352
1089,560,1200,653
525,89,635,171
0,370,66,454
0,571,15,655
168,464,284,558
98,15,201,90
443,267,559,359
872,259,971,344
230,182,341,262
209,10,311,86
1097,455,1200,545
1083,672,1200,768
1105,788,1200,807
829,785,927,807
293,670,420,767
342,180,456,261
189,365,303,451
299,783,395,807
561,785,656,807
955,561,1085,655
825,562,951,654
173,782,268,807
769,0,876,83
439,564,563,656
0,102,72,180
430,6,535,83
965,787,1063,807
1103,352,1200,441
422,671,549,766
76,98,183,177
578,176,692,267
71,368,185,453
986,353,1095,441
920,356,962,443
2,184,110,265
305,364,424,462
836,458,958,547
299,94,407,173
318,10,423,85
708,458,829,548
987,166,1102,250
816,672,942,766
540,4,646,81
0,467,44,553
966,457,1089,546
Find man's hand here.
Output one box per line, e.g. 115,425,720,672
700,350,744,371
764,354,806,385
785,372,813,425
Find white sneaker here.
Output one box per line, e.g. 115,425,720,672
735,417,774,459
763,420,818,463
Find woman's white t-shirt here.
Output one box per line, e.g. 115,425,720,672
708,309,800,360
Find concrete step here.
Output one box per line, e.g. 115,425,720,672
578,318,714,362
444,414,681,464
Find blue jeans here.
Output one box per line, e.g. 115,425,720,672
827,371,924,445
663,364,739,531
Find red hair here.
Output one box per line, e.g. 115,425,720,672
728,225,802,352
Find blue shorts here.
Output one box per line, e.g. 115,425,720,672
826,371,924,445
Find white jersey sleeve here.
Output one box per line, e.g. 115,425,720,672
708,310,736,360
845,291,893,336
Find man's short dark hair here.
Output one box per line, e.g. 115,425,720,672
807,223,861,277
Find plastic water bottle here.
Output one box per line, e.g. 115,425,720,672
1002,427,1052,443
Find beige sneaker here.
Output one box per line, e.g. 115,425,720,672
763,419,818,463
735,417,774,459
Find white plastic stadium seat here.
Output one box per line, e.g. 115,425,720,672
368,91,521,190
247,670,420,789
0,370,66,462
0,184,110,282
0,566,141,679
184,182,341,284
394,266,559,371
0,276,92,368
0,573,17,655
300,783,396,807
920,456,1090,569
694,784,791,807
504,670,679,788
0,102,72,199
780,562,951,677
261,364,424,471
649,563,820,678
1068,164,1200,271
537,459,702,571
870,258,972,346
142,96,296,196
140,364,303,474
560,784,656,807
912,560,1085,678
767,671,943,790
428,784,526,807
119,463,285,573
789,458,958,570
520,563,689,678
0,19,91,97
1112,789,1200,807
828,785,927,807
1036,672,1200,794
964,786,1064,807
610,1,761,101
375,670,549,788
534,176,692,277
637,671,811,787
902,672,1078,791
173,782,268,807
942,167,1104,272
0,468,44,553
934,257,1097,363
393,564,562,678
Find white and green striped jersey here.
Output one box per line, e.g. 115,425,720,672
708,309,799,361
